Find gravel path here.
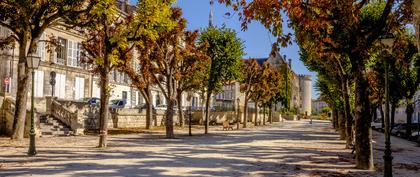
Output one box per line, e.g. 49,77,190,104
0,120,419,177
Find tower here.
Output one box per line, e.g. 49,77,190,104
209,0,214,27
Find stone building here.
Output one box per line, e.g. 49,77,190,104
215,52,312,115
258,52,312,115
0,1,192,110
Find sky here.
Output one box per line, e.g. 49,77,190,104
129,0,319,98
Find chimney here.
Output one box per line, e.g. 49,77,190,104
122,0,128,13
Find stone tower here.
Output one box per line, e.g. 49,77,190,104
299,75,312,116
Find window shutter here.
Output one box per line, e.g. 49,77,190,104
34,70,44,97
67,40,73,66
39,33,45,61
60,74,66,99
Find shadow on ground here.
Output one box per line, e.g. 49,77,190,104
0,121,375,177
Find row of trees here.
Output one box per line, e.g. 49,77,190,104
220,0,417,170
1,0,288,148
240,59,282,128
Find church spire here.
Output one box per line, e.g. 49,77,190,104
209,0,214,27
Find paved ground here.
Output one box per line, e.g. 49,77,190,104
0,120,419,177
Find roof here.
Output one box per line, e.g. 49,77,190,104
255,58,268,66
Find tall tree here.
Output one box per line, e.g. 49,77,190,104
220,0,413,169
198,27,244,134
264,66,282,124
390,32,420,138
120,51,155,129
0,0,97,140
239,59,260,128
174,34,209,127
82,0,174,146
250,62,273,126
136,8,207,138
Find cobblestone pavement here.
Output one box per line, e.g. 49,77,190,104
0,120,419,177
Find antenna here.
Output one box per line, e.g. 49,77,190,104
209,0,214,27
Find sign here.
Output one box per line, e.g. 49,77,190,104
4,77,10,85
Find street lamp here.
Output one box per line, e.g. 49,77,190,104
236,97,240,130
380,33,394,177
27,53,41,156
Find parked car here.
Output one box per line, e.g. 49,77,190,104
391,124,419,138
155,104,167,111
87,97,100,106
391,124,406,137
109,99,127,109
155,105,181,111
409,131,420,142
371,120,383,130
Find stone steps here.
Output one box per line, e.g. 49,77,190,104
39,115,74,137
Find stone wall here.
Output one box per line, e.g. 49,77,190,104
0,97,40,137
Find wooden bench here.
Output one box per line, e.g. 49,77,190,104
222,121,233,131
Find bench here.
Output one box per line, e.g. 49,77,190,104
222,121,233,131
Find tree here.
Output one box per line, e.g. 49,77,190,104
174,33,209,127
82,0,174,146
239,59,260,128
262,66,282,125
198,27,244,134
390,32,420,138
249,62,273,126
219,0,413,169
120,51,155,129
136,8,207,138
0,0,97,140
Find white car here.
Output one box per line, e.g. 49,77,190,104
371,120,383,130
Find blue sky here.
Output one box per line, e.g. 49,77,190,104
130,0,319,98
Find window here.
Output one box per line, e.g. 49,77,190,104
74,77,85,100
34,70,44,97
54,73,66,99
67,40,81,67
56,38,67,65
122,91,127,100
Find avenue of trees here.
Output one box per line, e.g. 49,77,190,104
0,0,288,147
220,0,418,170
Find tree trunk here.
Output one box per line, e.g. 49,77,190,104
342,78,353,148
379,104,385,129
263,106,266,125
406,100,414,138
98,70,110,148
373,107,378,121
338,110,346,140
177,90,184,127
254,102,258,126
204,91,211,134
269,105,273,124
145,87,152,129
200,92,205,124
243,98,248,128
165,98,175,138
11,39,30,140
333,108,339,130
391,103,396,129
354,69,374,170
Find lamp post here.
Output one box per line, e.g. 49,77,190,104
380,34,394,177
236,97,240,130
27,53,41,156
50,71,56,97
